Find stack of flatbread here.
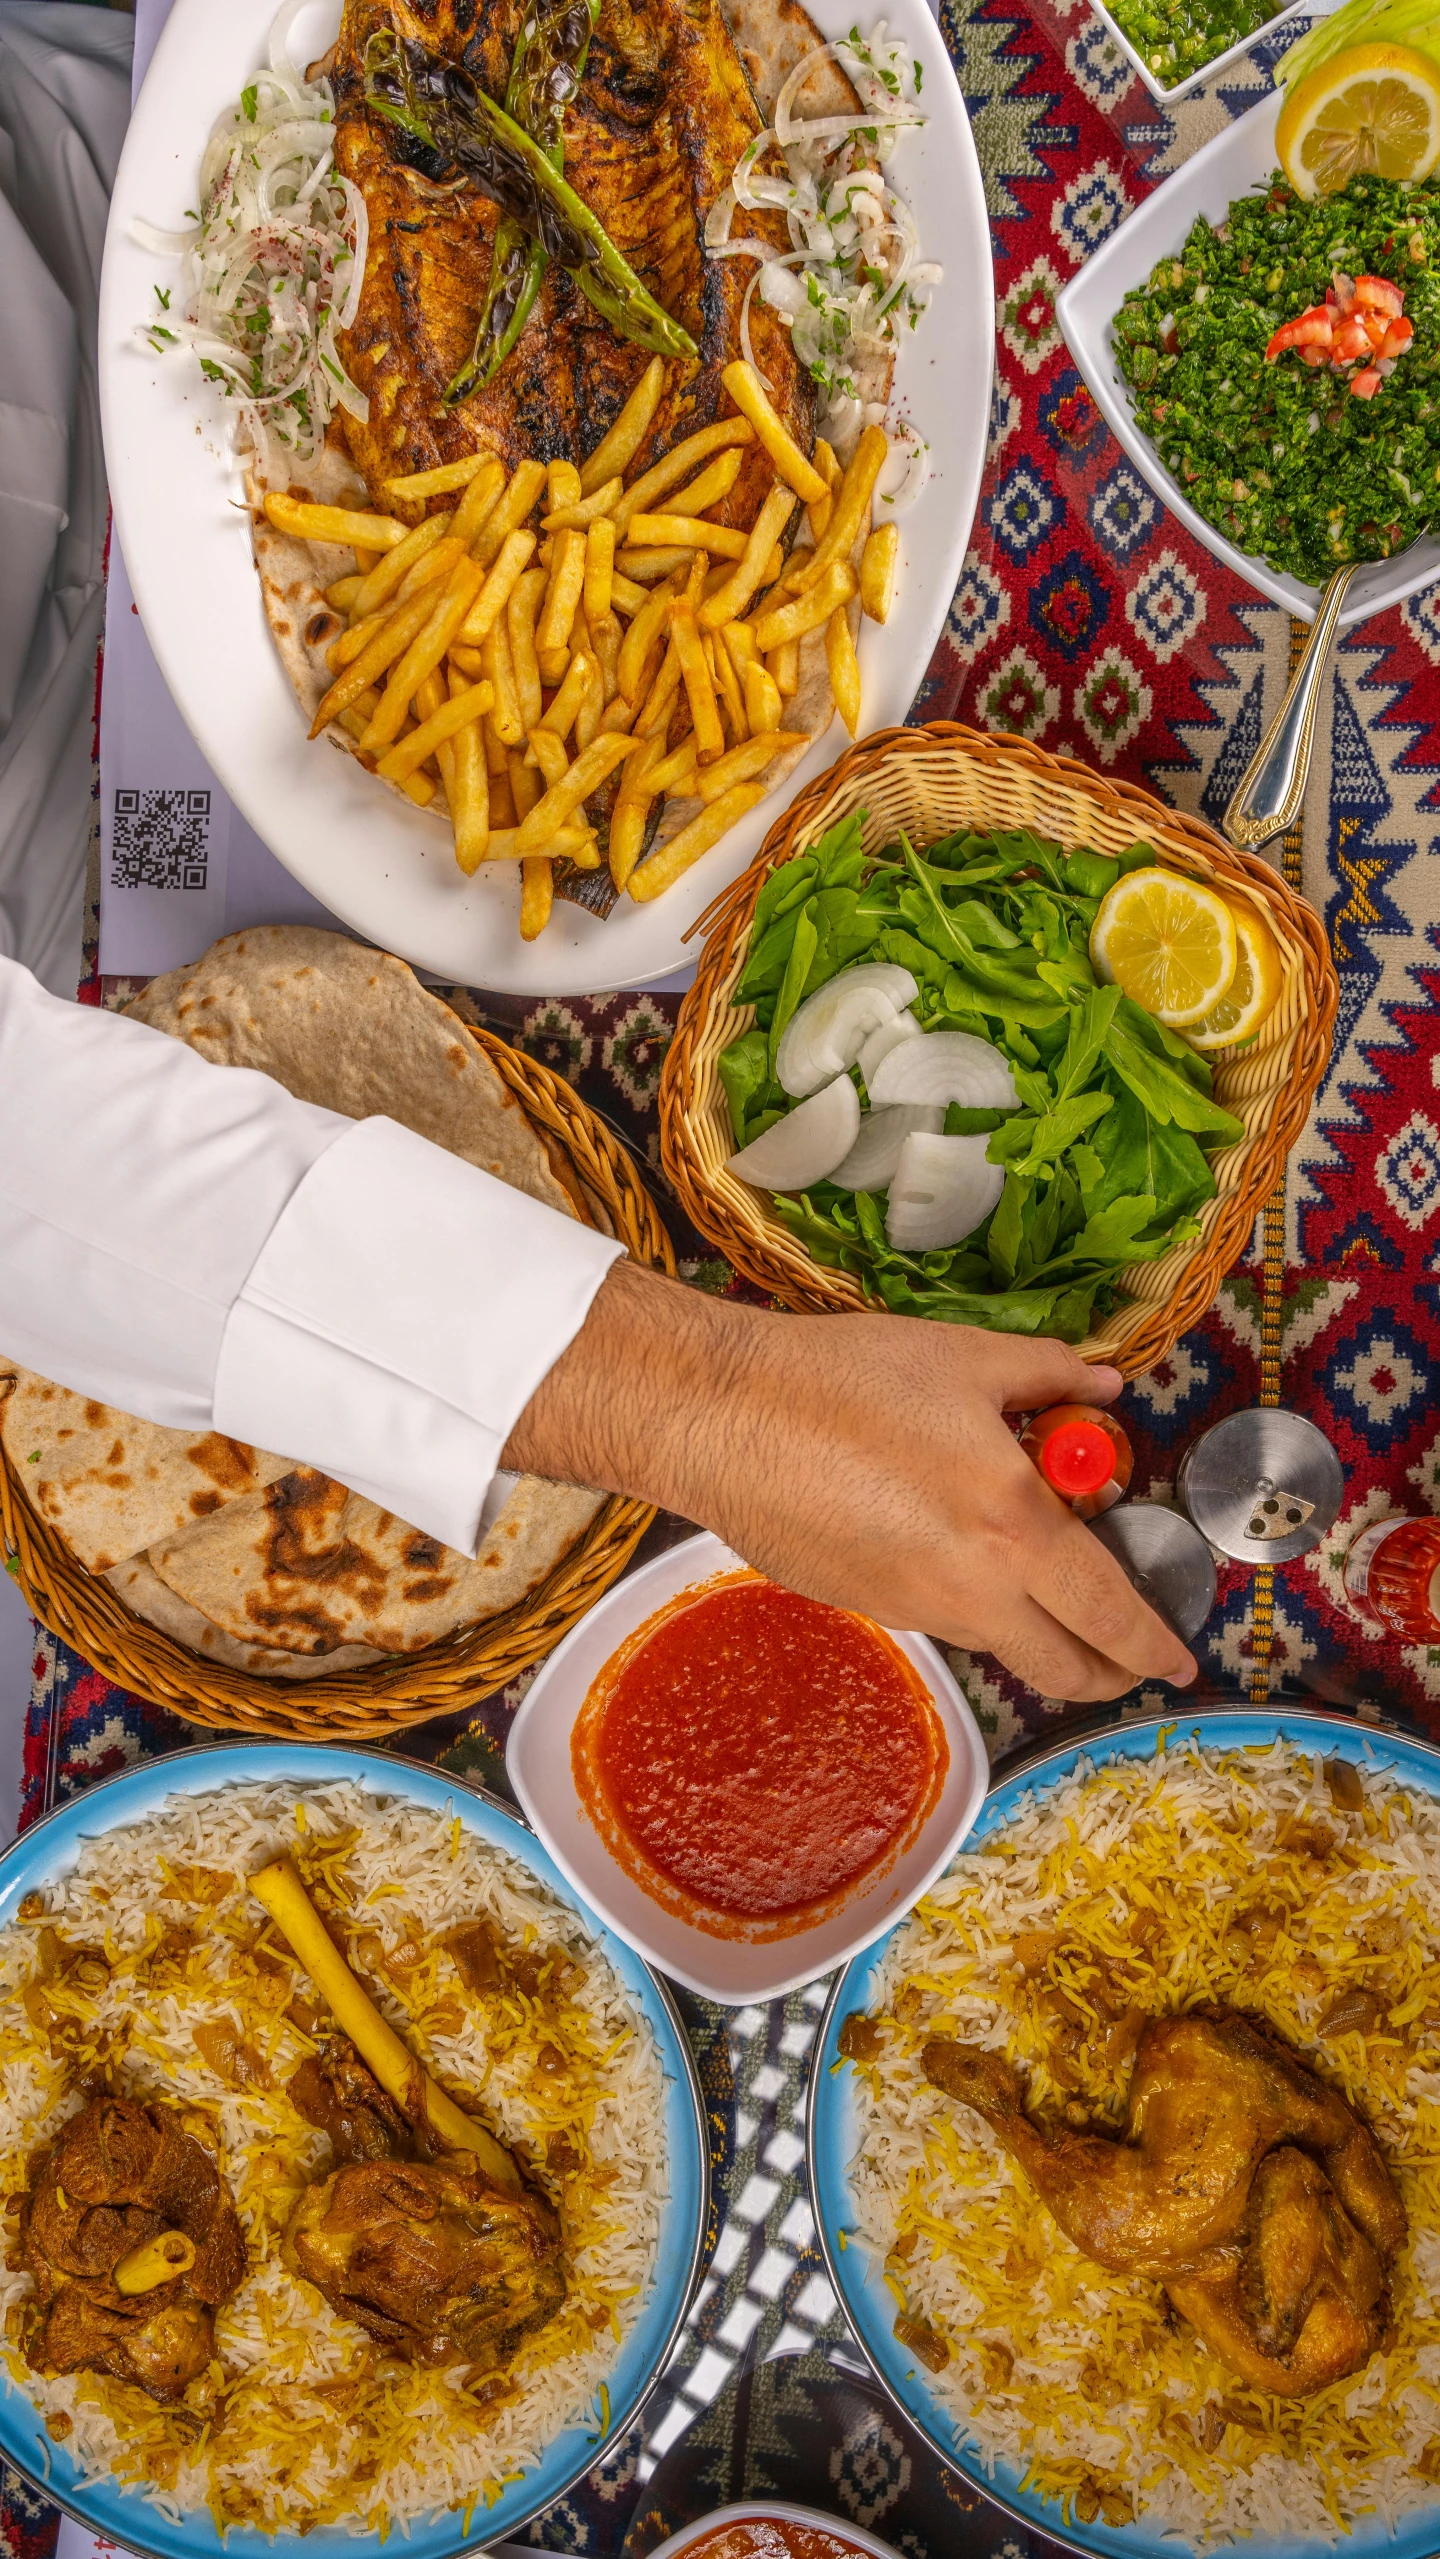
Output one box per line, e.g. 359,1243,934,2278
0,931,606,1679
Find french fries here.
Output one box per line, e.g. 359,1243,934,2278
454,528,538,648
671,602,724,763
446,667,489,874
473,459,547,566
543,478,623,531
350,510,453,621
507,564,548,736
861,521,899,623
579,356,665,494
376,679,495,783
785,425,888,596
536,527,586,670
808,437,842,543
483,615,525,749
536,651,594,745
610,421,752,538
826,608,861,738
752,560,857,654
360,559,486,752
265,494,409,550
520,858,554,940
720,360,828,503
585,520,615,626
697,484,797,631
384,449,501,502
269,349,904,933
513,731,643,853
628,781,768,901
696,730,807,801
310,585,446,738
626,514,751,557
450,456,507,550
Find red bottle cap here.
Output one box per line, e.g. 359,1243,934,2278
1038,1419,1117,1500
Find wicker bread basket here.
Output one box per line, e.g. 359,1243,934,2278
1,1024,674,1744
661,723,1336,1375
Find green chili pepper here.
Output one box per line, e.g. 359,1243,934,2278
447,0,600,402
365,28,697,367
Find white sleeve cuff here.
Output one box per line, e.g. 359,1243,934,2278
211,1114,623,1556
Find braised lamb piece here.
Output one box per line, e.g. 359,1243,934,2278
21,2094,246,2401
922,2007,1406,2396
285,2035,566,2367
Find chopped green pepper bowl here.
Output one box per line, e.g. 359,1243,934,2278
707,811,1244,1343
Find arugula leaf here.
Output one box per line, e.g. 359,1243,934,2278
752,851,819,941
767,904,818,1071
1086,1082,1217,1226
1010,1088,1114,1176
716,1029,775,1144
943,1102,1013,1135
987,1170,1026,1285
1106,1019,1243,1140
1055,984,1122,1101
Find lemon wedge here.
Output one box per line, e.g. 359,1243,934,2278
1089,870,1238,1028
1277,41,1440,199
1186,896,1284,1052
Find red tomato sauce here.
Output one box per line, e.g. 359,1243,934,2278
679,2521,876,2559
571,1574,948,1941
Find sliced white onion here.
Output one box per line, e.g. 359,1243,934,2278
829,1103,943,1194
775,963,919,1098
869,1029,1018,1113
857,1006,922,1087
885,1133,1004,1252
875,425,929,513
727,1074,861,1192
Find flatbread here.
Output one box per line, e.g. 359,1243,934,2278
0,1369,289,1576
125,927,580,1217
147,1466,605,1657
104,1555,385,1680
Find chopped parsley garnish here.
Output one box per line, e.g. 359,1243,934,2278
1113,171,1440,584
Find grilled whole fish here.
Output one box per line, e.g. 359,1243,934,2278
330,0,849,520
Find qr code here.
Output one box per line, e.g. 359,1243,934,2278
111,787,211,891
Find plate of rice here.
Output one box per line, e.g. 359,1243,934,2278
808,1710,1440,2558
0,1745,707,2558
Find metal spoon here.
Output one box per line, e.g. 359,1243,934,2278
1223,565,1357,850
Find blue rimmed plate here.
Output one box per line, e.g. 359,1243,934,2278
0,1744,708,2559
808,1705,1440,2559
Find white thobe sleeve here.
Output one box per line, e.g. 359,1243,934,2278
0,958,622,1556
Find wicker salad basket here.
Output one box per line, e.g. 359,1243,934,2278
661,723,1337,1376
0,1025,674,1746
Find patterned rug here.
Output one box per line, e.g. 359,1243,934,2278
10,0,1440,2549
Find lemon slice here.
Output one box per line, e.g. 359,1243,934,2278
1089,870,1238,1028
1277,42,1440,199
1186,897,1284,1052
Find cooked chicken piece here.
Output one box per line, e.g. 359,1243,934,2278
286,2154,565,2368
289,2035,413,2164
1168,2145,1391,2395
22,2095,246,2401
922,2007,1405,2398
329,0,812,521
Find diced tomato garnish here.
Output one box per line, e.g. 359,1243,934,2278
1332,315,1376,362
1349,366,1383,398
1266,309,1334,361
1354,274,1404,317
1299,344,1329,365
1380,314,1415,358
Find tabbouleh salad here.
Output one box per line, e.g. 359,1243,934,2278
1105,0,1283,86
1112,171,1440,583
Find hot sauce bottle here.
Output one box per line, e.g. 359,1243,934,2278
1343,1515,1440,1639
1021,1403,1133,1520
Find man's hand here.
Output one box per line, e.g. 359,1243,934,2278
503,1260,1196,1704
